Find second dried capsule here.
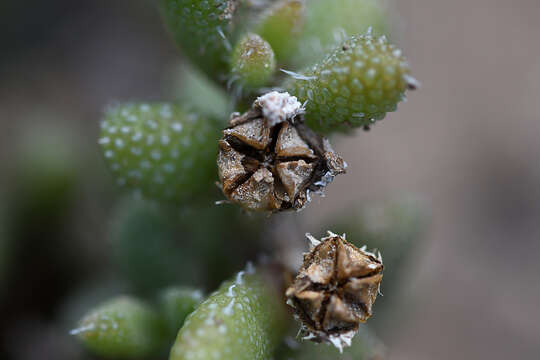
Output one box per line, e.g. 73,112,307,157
286,232,383,351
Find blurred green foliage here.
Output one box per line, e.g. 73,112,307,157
293,0,389,67
109,199,201,295
109,197,267,294
11,125,79,221
171,64,231,119
255,0,305,65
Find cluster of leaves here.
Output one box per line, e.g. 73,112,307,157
101,0,415,203
71,1,421,360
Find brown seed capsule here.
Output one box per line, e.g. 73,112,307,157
217,91,347,212
285,231,383,351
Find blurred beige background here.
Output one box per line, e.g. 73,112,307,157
1,0,539,359
312,0,540,358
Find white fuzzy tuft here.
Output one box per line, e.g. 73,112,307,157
328,330,355,353
254,91,304,126
305,233,321,248
280,68,316,81
69,323,96,335
403,74,420,90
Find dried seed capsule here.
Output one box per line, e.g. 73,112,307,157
320,198,425,317
217,91,346,212
285,231,383,352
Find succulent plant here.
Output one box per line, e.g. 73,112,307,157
71,0,421,359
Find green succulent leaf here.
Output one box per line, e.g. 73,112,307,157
161,0,237,80
287,34,416,133
169,268,286,360
99,102,221,202
71,296,167,359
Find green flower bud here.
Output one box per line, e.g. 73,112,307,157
255,0,305,63
287,34,417,133
158,287,204,339
169,268,286,360
160,0,237,80
71,296,166,359
231,33,276,89
99,102,220,202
